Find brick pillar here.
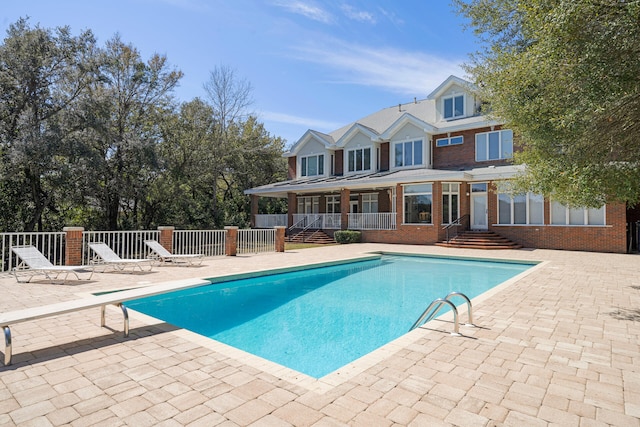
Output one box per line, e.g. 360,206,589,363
275,226,285,252
287,192,297,228
63,227,84,266
225,226,238,256
158,226,174,251
340,188,350,230
250,195,259,228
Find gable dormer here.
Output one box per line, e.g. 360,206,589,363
336,124,380,175
427,75,478,122
286,130,335,179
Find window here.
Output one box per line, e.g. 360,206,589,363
326,195,340,214
301,154,324,177
442,183,460,224
362,193,378,213
297,196,319,214
498,193,544,225
444,94,464,119
475,129,513,161
394,140,423,168
347,147,371,172
550,202,605,225
436,135,464,147
403,183,432,224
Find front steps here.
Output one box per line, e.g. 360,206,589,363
286,230,336,244
435,230,522,250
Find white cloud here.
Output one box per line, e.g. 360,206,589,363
292,38,466,95
271,0,333,24
261,111,343,131
340,4,376,24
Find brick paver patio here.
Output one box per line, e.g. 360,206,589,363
0,244,639,426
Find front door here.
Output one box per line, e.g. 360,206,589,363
470,183,488,230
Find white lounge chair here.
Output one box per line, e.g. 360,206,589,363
144,240,203,266
11,246,94,283
88,242,153,272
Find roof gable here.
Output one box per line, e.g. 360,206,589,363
286,129,335,156
378,113,435,140
427,75,474,100
335,123,379,147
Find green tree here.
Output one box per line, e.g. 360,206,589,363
75,35,182,229
0,18,98,230
455,0,640,206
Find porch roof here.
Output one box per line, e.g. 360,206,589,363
245,165,524,198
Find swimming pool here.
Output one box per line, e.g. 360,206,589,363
127,254,534,378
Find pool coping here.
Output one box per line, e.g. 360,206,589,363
101,251,546,393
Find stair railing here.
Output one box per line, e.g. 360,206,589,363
291,215,323,242
443,214,469,243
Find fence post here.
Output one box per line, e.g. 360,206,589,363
225,226,238,256
275,226,285,252
63,227,84,266
158,226,174,252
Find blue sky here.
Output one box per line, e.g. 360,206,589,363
1,0,478,147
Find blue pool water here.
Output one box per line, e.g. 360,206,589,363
127,254,534,378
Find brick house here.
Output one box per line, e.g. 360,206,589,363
246,76,630,253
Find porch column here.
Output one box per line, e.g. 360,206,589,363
275,226,286,252
250,194,259,228
63,226,84,266
340,188,350,230
225,226,238,256
287,192,297,228
157,226,174,252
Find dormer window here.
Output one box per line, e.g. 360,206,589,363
301,154,324,177
394,139,423,168
347,147,371,172
443,94,464,119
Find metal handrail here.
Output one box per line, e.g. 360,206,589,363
410,291,475,335
409,298,460,335
445,292,474,326
443,214,470,242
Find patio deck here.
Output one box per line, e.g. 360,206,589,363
0,244,639,426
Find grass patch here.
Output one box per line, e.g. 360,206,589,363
285,242,337,250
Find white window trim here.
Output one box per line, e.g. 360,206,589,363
550,202,607,226
443,94,465,120
475,129,513,161
392,139,424,169
326,195,340,214
441,183,460,225
436,135,464,147
346,146,372,174
496,192,544,225
299,153,325,178
402,183,433,225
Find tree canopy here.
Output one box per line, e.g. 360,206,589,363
0,18,286,231
454,0,640,207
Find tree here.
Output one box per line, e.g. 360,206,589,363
75,35,183,229
0,18,98,230
454,0,640,207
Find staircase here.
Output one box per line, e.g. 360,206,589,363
435,230,522,250
286,230,336,244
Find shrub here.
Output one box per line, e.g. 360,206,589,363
334,230,361,244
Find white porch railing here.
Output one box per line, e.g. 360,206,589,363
173,230,226,257
348,213,397,230
237,229,276,254
255,214,287,228
82,230,160,264
290,214,341,230
1,232,66,273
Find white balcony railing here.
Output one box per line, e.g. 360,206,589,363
348,213,397,230
254,214,287,228
291,214,341,230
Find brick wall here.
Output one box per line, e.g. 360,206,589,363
287,157,296,180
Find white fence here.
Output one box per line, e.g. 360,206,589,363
348,213,397,230
1,232,66,273
82,230,161,265
255,214,287,228
237,228,276,254
291,214,342,230
173,230,226,257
